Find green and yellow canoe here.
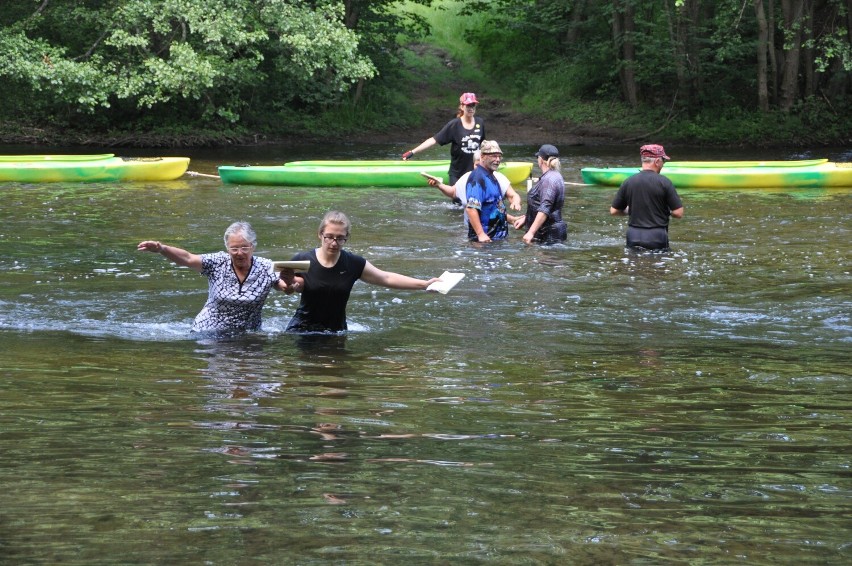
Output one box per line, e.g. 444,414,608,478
664,158,829,168
580,161,852,188
219,160,534,187
0,155,190,183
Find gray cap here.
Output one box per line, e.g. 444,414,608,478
535,144,559,159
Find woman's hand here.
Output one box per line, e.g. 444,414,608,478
508,193,521,211
279,270,305,295
137,240,162,253
279,267,295,285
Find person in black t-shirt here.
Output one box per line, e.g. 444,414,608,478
402,92,486,184
610,144,684,251
282,211,441,333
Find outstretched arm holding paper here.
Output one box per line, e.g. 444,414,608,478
284,211,448,334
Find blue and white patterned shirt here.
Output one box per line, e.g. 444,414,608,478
193,252,278,333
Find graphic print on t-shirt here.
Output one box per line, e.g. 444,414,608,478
460,125,483,155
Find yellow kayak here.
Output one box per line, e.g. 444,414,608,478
0,155,190,183
0,154,115,162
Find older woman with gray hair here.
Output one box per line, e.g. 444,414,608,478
137,221,287,334
513,144,567,244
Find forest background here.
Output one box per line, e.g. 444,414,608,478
1,0,850,148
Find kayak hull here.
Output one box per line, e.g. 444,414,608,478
666,158,828,168
0,154,115,163
0,156,190,183
580,162,852,188
219,160,534,187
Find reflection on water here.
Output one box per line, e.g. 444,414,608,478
0,144,850,564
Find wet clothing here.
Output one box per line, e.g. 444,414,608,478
285,249,367,333
194,252,278,333
612,169,683,250
523,169,567,244
433,117,486,184
626,226,670,250
465,165,508,241
454,171,511,228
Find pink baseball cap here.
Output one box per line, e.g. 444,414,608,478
460,92,479,105
640,144,671,160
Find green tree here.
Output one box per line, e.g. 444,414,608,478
458,0,850,125
0,0,379,127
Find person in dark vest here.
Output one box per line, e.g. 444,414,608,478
512,144,567,245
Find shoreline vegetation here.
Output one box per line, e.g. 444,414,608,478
1,0,850,150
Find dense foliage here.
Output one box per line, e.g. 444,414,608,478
0,0,849,145
458,0,852,144
0,0,431,139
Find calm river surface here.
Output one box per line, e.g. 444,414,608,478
1,143,850,564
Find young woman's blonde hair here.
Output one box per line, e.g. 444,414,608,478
319,211,351,236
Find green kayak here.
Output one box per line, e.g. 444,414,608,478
665,158,828,168
283,160,453,168
0,155,191,182
219,160,534,187
580,162,852,188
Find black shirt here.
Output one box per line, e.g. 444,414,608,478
285,249,367,333
433,116,486,184
612,170,683,228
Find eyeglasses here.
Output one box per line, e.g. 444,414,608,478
465,104,477,109
227,245,253,253
321,233,348,244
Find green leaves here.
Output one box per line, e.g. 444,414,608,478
0,0,381,125
259,0,376,102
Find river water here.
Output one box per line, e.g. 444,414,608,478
1,143,850,564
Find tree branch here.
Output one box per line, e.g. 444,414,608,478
622,90,681,143
75,28,111,61
34,0,50,17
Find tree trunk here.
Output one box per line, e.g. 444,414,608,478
612,0,638,107
779,0,805,112
768,0,778,103
802,0,815,97
664,1,688,102
755,0,770,111
663,0,702,112
343,0,360,29
566,0,587,44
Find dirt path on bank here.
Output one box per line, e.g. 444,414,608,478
346,43,624,148
346,98,623,148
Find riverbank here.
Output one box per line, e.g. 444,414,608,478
0,104,625,149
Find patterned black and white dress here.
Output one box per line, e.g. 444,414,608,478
192,252,278,333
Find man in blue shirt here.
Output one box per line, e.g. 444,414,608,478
465,140,508,242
